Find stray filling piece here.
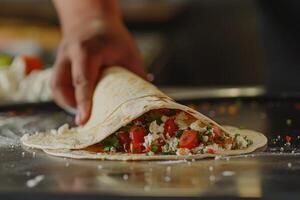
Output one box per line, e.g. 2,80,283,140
84,109,253,155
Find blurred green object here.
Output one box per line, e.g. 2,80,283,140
0,55,13,68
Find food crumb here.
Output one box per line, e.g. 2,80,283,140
222,171,235,176
123,174,129,180
144,185,151,191
97,165,103,170
164,176,171,182
26,175,45,188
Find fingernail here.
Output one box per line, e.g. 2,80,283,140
75,101,91,125
75,105,85,125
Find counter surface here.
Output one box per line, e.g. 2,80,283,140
1,96,300,199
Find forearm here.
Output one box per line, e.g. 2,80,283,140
53,0,121,34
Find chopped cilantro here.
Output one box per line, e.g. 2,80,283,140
207,141,213,145
101,135,120,150
206,124,212,131
206,125,213,135
150,142,159,153
175,130,184,138
119,121,134,132
103,146,111,151
234,133,241,139
246,138,253,146
197,133,203,142
145,112,163,125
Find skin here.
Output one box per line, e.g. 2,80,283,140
52,0,147,125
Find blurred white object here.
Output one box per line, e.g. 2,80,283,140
14,68,52,102
0,56,52,103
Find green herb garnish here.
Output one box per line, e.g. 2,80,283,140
197,133,203,142
150,142,159,153
101,135,120,151
145,112,163,125
175,130,184,138
119,121,134,132
234,133,241,139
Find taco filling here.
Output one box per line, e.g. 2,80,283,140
83,109,253,155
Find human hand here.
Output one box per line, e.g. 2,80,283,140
51,17,146,125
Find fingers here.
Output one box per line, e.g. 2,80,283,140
51,50,76,110
71,47,101,125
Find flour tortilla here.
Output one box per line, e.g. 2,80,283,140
21,66,267,160
43,126,267,161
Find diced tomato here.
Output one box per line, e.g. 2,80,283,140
22,55,43,75
213,125,222,138
133,115,145,124
130,125,146,144
224,137,233,144
130,142,144,154
206,148,215,154
179,130,199,149
156,108,170,115
154,139,165,153
164,118,179,138
117,131,130,145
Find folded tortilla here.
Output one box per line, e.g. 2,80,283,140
21,66,267,160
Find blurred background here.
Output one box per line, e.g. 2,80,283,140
0,0,299,93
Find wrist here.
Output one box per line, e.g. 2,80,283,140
53,0,122,35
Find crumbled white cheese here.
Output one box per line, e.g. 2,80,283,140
57,124,69,135
175,112,188,130
204,143,224,153
144,133,160,147
162,137,179,153
236,135,248,148
21,134,29,141
190,120,206,132
191,144,204,154
203,136,209,142
110,147,116,153
176,148,191,156
161,116,168,123
225,143,233,150
149,121,164,134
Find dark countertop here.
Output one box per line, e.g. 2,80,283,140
1,92,300,199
